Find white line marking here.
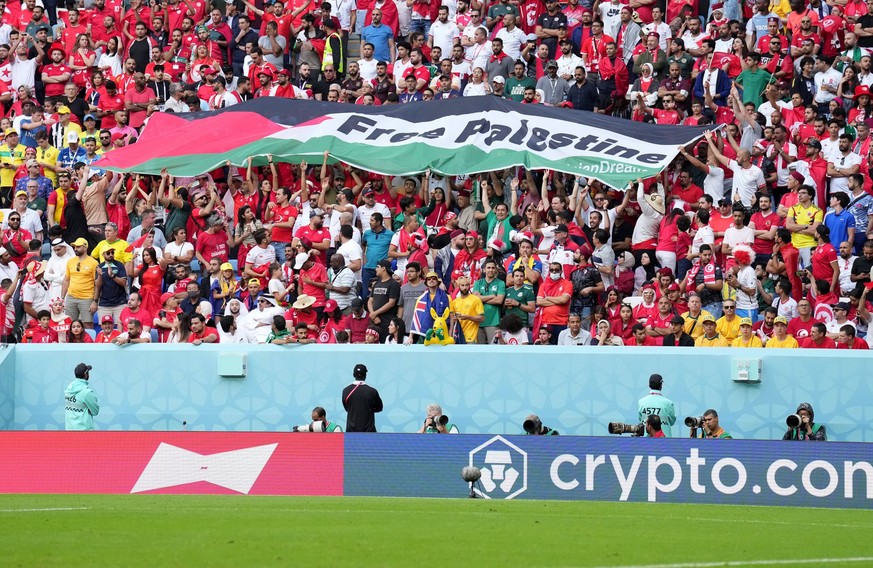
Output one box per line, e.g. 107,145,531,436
0,507,89,513
592,558,873,568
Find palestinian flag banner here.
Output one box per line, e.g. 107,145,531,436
98,97,710,188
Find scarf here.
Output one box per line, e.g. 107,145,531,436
489,51,509,63
686,260,718,286
452,246,487,283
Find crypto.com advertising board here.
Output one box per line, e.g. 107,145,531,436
343,434,873,509
0,433,870,508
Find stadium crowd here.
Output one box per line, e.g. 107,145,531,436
1,0,873,348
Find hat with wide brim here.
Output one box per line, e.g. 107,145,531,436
292,294,316,310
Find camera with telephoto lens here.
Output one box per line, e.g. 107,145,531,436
786,414,803,429
523,418,542,434
293,420,327,432
685,416,705,428
608,422,646,436
428,415,449,427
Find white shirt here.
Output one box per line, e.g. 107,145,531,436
358,57,378,81
557,327,592,345
771,296,798,321
723,225,755,253
702,164,725,203
495,26,527,61
728,160,765,207
691,224,715,254
430,20,460,59
245,244,276,269
164,241,194,265
827,151,863,194
337,239,363,281
735,265,758,310
466,40,491,71
45,246,75,300
358,202,391,231
2,207,42,238
813,67,842,104
839,255,857,293
556,52,584,79
21,279,50,323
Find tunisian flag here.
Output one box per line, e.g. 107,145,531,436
519,0,545,34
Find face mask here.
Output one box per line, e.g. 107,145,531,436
549,272,561,281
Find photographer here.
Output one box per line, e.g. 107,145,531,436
688,409,732,439
294,406,343,432
523,414,559,435
638,374,676,437
645,415,665,438
783,402,827,441
417,403,459,433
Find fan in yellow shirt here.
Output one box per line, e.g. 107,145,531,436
715,300,741,343
732,318,764,348
695,314,729,347
765,316,798,348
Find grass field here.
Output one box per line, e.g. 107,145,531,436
1,495,872,567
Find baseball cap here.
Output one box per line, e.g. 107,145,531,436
492,75,505,84
220,262,233,272
774,316,788,325
14,189,26,197
546,60,558,69
324,299,339,313
701,314,716,323
0,247,7,256
160,292,175,305
4,128,16,136
806,138,822,150
718,197,732,206
350,298,364,309
100,315,114,324
670,315,685,325
74,363,92,378
309,208,325,218
293,252,310,270
57,105,71,114
84,114,97,121
66,131,79,143
833,301,851,311
739,318,753,327
554,223,568,233
71,237,89,247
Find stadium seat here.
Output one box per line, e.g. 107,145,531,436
190,260,200,273
230,259,238,272
150,329,159,343
85,329,96,340
41,242,50,260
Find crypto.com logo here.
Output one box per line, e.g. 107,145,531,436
469,436,528,499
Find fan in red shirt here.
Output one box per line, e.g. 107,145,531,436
25,310,59,344
95,314,122,343
534,261,573,342
836,325,869,349
810,225,839,293
195,214,232,265
188,313,220,344
42,44,72,100
294,210,332,266
624,323,660,345
799,322,836,348
645,296,676,338
97,80,126,129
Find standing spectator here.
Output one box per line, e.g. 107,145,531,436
342,364,383,432
64,363,99,431
61,237,98,322
472,259,505,343
450,275,485,344
536,260,572,343
368,259,400,340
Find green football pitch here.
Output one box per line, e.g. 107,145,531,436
1,495,872,567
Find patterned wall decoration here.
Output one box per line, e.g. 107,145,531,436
6,345,873,441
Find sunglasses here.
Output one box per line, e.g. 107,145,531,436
723,305,735,309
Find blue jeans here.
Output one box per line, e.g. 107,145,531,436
362,267,376,301
272,241,288,264
409,18,431,38
736,308,758,321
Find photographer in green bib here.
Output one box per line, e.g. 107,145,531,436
638,373,676,437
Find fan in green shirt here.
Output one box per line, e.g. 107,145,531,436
503,268,536,322
505,61,536,102
473,260,507,337
735,54,772,106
